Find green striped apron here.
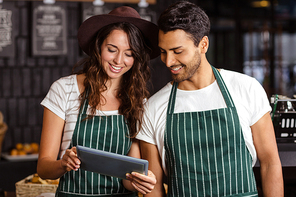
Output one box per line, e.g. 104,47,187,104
56,97,136,197
165,66,258,197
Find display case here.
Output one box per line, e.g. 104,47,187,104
271,96,296,144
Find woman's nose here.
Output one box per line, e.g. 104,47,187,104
114,53,123,65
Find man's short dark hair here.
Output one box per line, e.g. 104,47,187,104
158,1,210,47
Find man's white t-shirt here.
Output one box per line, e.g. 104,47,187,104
136,69,271,175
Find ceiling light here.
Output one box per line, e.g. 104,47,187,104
252,0,270,8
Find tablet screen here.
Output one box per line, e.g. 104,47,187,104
76,145,148,180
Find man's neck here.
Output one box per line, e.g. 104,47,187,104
177,62,215,91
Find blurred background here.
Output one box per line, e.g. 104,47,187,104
0,0,296,196
2,0,296,153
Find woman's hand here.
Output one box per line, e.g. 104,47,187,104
60,147,81,172
126,170,156,194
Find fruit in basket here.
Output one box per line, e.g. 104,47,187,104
23,143,33,154
30,142,39,153
28,173,59,185
10,142,39,156
10,149,18,156
31,174,41,183
16,143,23,151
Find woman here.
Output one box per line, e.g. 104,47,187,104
37,6,160,196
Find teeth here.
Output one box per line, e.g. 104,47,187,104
111,65,121,70
172,66,182,71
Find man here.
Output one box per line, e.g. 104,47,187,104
136,1,283,196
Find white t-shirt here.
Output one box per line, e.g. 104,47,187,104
136,69,271,175
41,75,119,158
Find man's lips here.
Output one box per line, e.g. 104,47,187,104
170,65,183,74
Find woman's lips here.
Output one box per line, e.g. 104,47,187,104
109,63,123,73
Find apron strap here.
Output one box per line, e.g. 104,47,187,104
79,88,90,115
167,82,178,115
167,66,235,116
211,65,235,108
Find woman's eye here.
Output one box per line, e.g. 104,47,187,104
125,53,133,57
108,48,116,53
174,51,182,54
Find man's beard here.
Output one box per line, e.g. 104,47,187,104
171,54,201,83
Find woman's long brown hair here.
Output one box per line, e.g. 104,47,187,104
73,22,151,138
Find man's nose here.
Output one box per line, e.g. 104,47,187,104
162,53,176,67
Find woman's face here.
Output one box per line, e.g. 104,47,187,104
100,29,134,80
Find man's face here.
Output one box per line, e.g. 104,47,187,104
158,29,201,83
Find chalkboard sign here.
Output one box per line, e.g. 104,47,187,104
0,2,15,57
32,2,67,56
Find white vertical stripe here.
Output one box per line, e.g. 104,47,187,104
183,113,191,196
240,117,244,193
210,111,219,197
109,116,114,192
103,117,108,194
96,117,101,194
89,119,94,194
224,108,232,195
89,119,94,148
116,116,121,193
115,116,120,154
190,113,199,196
121,116,126,154
217,110,226,196
103,117,108,150
197,115,206,196
109,116,114,152
91,172,94,195
176,114,183,197
203,112,213,197
85,171,87,194
170,114,178,196
230,110,238,193
82,118,88,194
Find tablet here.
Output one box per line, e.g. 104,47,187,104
76,145,148,180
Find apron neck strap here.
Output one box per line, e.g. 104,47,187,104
167,66,235,115
79,88,90,115
211,66,235,108
167,82,178,115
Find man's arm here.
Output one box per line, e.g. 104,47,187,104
140,141,166,197
251,112,284,197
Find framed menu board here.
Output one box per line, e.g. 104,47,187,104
0,2,16,57
32,2,67,56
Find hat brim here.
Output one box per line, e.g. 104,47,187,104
78,14,160,59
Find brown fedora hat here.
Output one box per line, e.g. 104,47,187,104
77,6,160,59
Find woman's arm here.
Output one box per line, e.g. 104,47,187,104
123,139,157,194
37,108,81,179
251,112,284,197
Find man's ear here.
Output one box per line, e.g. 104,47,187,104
199,36,209,53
